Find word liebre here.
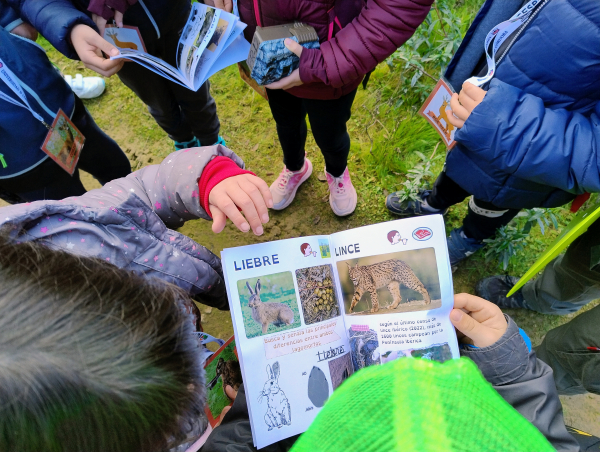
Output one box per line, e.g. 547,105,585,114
334,243,360,257
316,345,345,362
234,254,279,271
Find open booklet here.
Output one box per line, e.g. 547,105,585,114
221,215,459,449
106,3,250,91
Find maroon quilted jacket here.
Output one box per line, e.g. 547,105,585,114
238,0,434,99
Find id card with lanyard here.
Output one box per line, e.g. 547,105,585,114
0,58,85,175
418,0,546,149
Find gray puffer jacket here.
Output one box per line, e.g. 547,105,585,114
0,145,243,310
461,316,579,452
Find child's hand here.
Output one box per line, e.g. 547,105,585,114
92,11,124,38
265,39,304,90
446,82,487,129
450,293,508,348
70,24,124,77
209,174,273,236
204,0,233,13
10,23,38,41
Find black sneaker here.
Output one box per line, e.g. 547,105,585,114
475,275,532,310
386,189,448,217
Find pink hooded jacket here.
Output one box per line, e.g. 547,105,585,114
239,0,434,99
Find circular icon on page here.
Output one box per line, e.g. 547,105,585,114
412,227,433,241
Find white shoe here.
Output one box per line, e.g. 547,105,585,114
269,158,313,210
326,167,357,216
65,74,106,99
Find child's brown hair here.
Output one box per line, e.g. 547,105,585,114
0,232,206,452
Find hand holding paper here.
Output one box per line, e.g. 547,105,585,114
446,82,487,129
71,24,124,77
450,293,507,348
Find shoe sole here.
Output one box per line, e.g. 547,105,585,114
270,160,313,210
330,184,357,216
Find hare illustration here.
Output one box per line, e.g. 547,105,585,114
258,361,291,430
106,30,138,50
246,280,294,334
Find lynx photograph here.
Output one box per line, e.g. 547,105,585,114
337,248,442,316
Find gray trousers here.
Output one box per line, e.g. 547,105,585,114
527,219,600,395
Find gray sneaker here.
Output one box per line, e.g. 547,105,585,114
475,275,532,310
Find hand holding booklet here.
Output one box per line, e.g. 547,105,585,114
105,3,250,90
220,215,459,448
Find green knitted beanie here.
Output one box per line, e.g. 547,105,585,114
291,357,553,452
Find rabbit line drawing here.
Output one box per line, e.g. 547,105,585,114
258,361,291,430
246,279,294,334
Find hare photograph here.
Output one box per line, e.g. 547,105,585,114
295,264,340,325
236,272,301,339
336,248,442,316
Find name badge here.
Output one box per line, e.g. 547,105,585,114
41,109,85,175
418,78,456,150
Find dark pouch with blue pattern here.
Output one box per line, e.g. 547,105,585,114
246,23,320,86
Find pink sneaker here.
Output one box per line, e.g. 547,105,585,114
270,158,313,210
326,167,357,216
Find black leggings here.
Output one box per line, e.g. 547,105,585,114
266,88,357,177
0,96,131,202
428,171,520,241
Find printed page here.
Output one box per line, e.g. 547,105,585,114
111,50,190,87
221,237,352,449
176,3,222,83
328,215,460,370
191,9,239,90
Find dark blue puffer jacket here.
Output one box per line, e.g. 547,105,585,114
0,3,77,179
443,0,600,209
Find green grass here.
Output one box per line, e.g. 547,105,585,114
34,0,599,347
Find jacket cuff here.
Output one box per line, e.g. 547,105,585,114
4,18,23,32
198,156,255,218
460,315,529,386
299,47,328,85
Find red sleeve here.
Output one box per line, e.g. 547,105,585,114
198,156,256,218
299,0,434,88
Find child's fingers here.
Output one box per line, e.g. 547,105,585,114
462,82,487,102
446,109,464,128
458,89,480,112
449,93,469,121
227,187,264,235
212,196,251,233
248,175,274,209
449,308,486,346
114,11,124,28
453,293,501,324
210,205,227,233
225,385,238,400
238,177,270,224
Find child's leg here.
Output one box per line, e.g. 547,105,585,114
304,90,357,177
70,96,132,185
266,88,308,171
461,198,520,241
427,171,471,210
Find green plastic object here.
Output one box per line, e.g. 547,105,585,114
291,357,554,452
507,201,600,296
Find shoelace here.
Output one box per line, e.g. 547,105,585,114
276,169,294,190
331,176,346,195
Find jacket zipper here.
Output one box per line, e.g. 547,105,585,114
495,0,549,68
253,0,263,27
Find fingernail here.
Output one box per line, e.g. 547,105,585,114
241,222,250,232
255,226,264,235
267,199,274,208
262,214,269,223
450,310,462,322
110,48,119,56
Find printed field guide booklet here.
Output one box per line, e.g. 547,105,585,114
107,3,250,90
221,215,459,448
